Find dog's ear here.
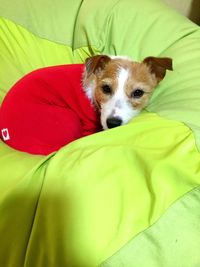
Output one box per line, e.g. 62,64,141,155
85,55,111,77
143,56,173,83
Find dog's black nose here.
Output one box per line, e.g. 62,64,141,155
106,117,122,129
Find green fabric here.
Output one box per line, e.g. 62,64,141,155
101,186,200,267
0,143,53,267
148,30,200,151
0,0,200,266
74,0,199,55
1,113,200,267
0,0,83,45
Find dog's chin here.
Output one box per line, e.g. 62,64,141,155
102,125,109,130
101,118,109,130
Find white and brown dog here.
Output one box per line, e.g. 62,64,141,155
0,54,172,155
83,55,173,129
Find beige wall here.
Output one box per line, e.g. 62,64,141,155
163,0,200,24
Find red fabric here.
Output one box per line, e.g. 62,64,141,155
0,64,101,155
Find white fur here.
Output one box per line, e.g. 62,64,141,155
110,55,133,61
101,67,139,129
84,81,95,101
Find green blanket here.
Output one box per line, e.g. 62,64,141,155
0,0,200,266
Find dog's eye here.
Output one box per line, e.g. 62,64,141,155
131,89,144,98
102,84,112,94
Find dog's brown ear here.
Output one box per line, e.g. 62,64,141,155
143,56,173,82
85,55,111,77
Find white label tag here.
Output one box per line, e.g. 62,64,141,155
1,128,10,141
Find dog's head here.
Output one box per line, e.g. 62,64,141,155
83,55,172,129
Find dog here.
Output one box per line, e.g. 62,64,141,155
0,55,172,155
83,55,173,129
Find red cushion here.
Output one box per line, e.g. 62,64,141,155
0,64,101,155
